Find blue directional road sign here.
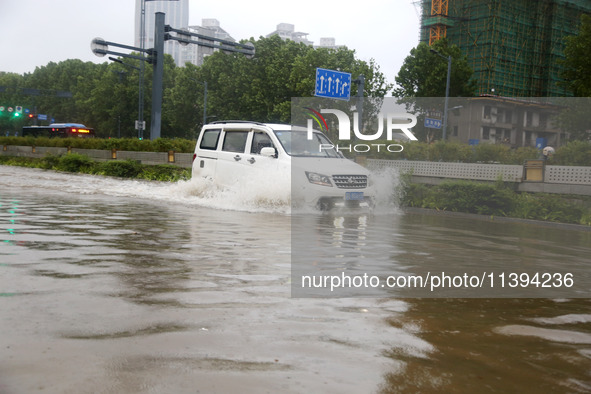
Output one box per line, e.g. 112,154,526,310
315,68,351,100
424,117,442,129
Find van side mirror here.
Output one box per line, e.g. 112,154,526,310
260,147,277,158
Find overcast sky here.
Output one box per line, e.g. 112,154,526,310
0,0,421,86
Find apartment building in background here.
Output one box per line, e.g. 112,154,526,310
420,0,591,97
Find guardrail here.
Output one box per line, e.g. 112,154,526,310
366,159,591,196
1,145,194,168
367,159,524,182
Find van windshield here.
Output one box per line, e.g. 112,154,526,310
272,130,342,158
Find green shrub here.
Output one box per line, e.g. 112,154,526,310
41,154,61,169
421,181,515,215
400,141,429,161
55,153,94,173
400,183,431,207
151,138,176,152
512,193,584,223
473,144,509,163
509,147,540,164
550,141,591,166
0,136,197,154
139,164,190,181
428,141,473,162
97,160,142,178
400,179,589,224
0,156,41,168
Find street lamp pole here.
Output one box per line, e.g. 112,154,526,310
189,78,208,127
430,48,451,140
202,80,207,126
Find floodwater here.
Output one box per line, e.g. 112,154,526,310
1,165,590,393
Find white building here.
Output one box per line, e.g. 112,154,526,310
266,23,344,50
316,37,345,50
134,0,189,67
266,23,313,45
182,19,236,66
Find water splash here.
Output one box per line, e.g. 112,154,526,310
0,165,401,215
370,166,403,213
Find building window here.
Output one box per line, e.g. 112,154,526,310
482,127,490,140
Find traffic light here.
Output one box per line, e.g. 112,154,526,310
13,106,23,119
146,48,157,65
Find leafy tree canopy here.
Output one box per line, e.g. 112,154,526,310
393,39,476,98
560,14,591,97
1,35,391,139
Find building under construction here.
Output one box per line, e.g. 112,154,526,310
420,0,591,97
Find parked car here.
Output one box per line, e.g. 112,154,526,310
192,121,375,210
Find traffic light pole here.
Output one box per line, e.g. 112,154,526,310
150,12,165,140
92,12,254,140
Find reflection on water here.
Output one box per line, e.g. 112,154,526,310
293,210,591,298
1,166,590,393
381,298,591,393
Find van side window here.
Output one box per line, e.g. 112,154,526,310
251,132,274,155
222,131,249,153
200,129,221,150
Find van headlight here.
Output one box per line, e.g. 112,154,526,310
306,171,332,187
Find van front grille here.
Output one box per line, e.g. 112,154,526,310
332,175,367,189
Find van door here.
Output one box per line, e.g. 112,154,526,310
193,128,221,180
216,129,250,186
243,129,283,176
244,128,291,196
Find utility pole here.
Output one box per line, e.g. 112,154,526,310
354,75,365,132
430,48,451,140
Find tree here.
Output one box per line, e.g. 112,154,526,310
393,39,476,142
0,72,26,134
164,63,205,139
187,35,392,126
554,15,591,141
393,39,476,98
560,14,591,97
26,59,102,124
2,36,392,139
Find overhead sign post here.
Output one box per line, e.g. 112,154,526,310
314,68,352,100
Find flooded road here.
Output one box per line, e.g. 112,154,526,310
1,166,590,393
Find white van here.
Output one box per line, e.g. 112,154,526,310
191,121,375,209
